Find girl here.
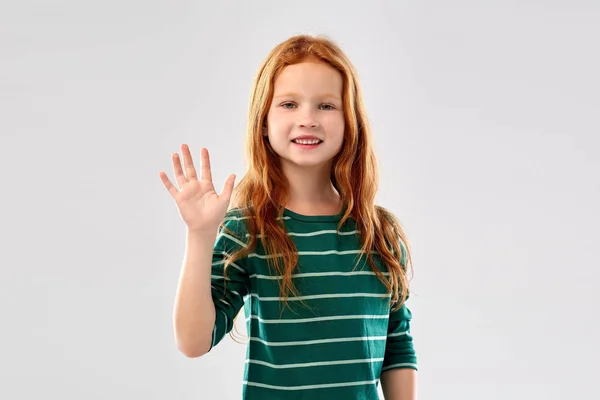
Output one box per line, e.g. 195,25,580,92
160,34,417,400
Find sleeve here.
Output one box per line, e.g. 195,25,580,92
381,302,418,372
207,210,251,351
382,239,418,372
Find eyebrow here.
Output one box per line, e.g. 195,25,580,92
273,92,341,101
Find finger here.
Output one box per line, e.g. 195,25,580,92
181,144,198,181
172,153,187,189
200,148,213,182
158,171,179,198
220,174,236,203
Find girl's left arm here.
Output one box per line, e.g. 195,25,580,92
380,368,417,400
380,301,418,399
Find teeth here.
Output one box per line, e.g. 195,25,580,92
294,139,321,145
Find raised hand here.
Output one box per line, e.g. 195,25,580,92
159,144,236,233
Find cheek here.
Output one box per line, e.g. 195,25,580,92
268,116,294,134
324,114,345,132
266,109,281,125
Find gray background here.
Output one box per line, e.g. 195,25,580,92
1,1,598,399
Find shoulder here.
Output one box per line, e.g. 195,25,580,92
223,206,250,220
374,204,408,261
373,204,397,226
220,207,254,237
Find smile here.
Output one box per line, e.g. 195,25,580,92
292,139,323,149
292,139,323,144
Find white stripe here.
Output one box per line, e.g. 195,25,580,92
290,229,359,237
296,250,373,256
249,335,388,347
211,324,216,347
210,274,230,281
243,379,379,391
211,256,245,274
245,314,389,324
222,215,289,221
229,262,245,274
216,232,248,248
249,229,360,238
246,357,384,369
388,330,409,338
211,285,244,299
249,292,390,301
381,362,418,371
215,228,380,263
248,249,378,259
249,271,389,280
222,215,251,221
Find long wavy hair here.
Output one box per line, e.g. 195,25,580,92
221,34,414,342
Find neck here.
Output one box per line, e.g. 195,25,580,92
281,162,341,212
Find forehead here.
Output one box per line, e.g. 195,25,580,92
273,60,343,95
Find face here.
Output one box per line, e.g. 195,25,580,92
264,58,345,171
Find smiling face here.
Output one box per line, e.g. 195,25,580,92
264,58,345,172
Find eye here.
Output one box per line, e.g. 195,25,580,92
319,104,336,110
281,102,297,109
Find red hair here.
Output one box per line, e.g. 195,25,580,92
222,34,413,340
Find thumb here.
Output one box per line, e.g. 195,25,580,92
220,174,236,203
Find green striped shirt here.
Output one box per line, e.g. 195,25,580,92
209,207,417,399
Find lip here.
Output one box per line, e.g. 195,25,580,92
293,141,322,149
292,135,322,141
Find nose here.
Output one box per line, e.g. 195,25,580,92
297,107,320,129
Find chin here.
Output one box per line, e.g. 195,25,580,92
286,156,334,169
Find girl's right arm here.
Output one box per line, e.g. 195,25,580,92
173,228,218,357
158,144,237,357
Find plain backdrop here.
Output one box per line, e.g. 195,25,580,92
1,1,598,399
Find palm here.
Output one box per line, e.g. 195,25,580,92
159,145,236,232
175,179,223,227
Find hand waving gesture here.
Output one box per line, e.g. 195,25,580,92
159,145,236,233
